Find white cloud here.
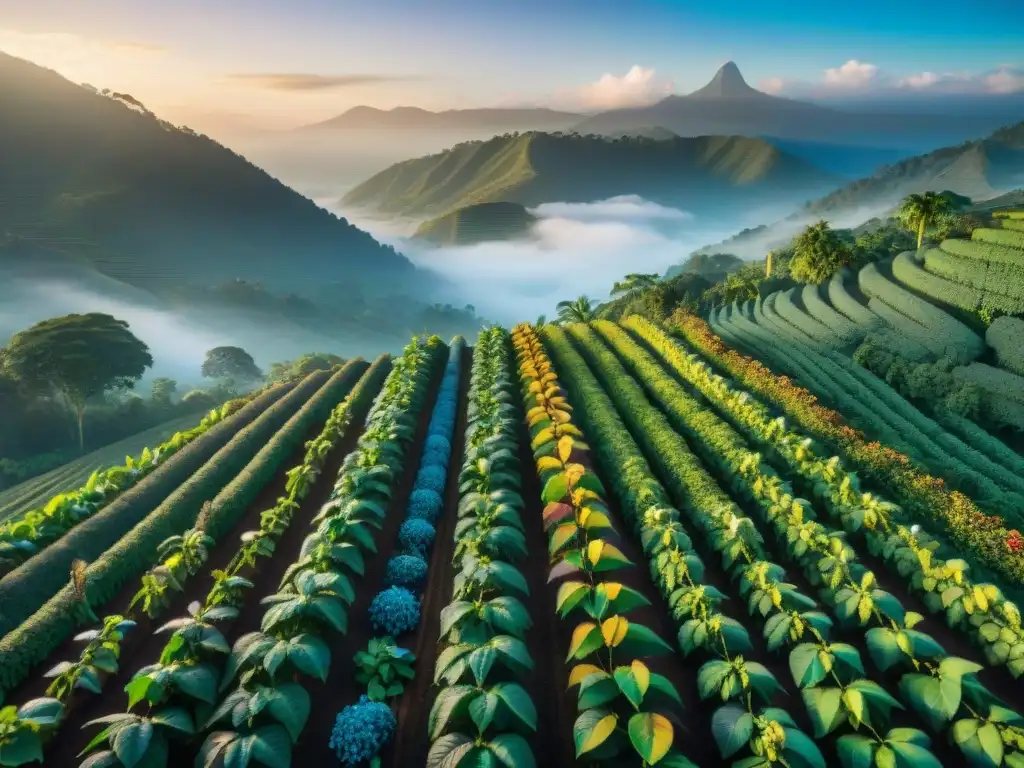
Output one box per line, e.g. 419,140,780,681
0,28,167,66
531,195,694,222
822,60,881,89
759,77,785,95
560,65,675,111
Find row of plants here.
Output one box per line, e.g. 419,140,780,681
328,337,465,767
671,310,1024,590
555,323,900,768
827,270,887,332
772,287,842,349
0,387,269,579
0,362,378,766
590,322,1024,765
893,250,993,316
0,369,337,697
797,283,865,347
426,328,540,767
974,228,1024,250
988,318,1024,377
171,336,443,768
921,249,1024,315
513,323,697,767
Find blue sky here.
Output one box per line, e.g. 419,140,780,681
1,0,1021,132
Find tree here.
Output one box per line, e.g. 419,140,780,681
556,296,601,323
701,263,764,308
897,191,960,249
610,273,660,301
267,353,345,383
150,378,177,406
202,346,262,383
789,220,854,284
1,313,153,451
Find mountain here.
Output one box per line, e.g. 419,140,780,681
341,131,840,220
573,62,1024,152
299,106,583,133
0,50,419,300
606,126,679,141
413,202,538,246
694,121,1024,257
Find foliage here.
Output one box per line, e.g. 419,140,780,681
557,296,601,324
328,695,396,767
1,313,154,450
201,346,263,382
43,615,136,702
611,273,661,300
369,586,421,636
897,191,960,249
701,262,765,308
789,220,854,284
385,554,428,588
667,253,744,280
353,637,416,702
0,698,64,766
398,519,436,556
149,378,177,406
988,317,1024,377
267,353,346,384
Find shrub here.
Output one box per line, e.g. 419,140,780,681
398,518,436,555
406,489,442,522
385,554,428,588
328,695,396,766
368,586,420,636
414,464,446,494
987,317,1024,377
422,435,451,466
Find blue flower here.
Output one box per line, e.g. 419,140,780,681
414,465,447,494
328,695,396,765
399,518,436,555
369,586,420,636
407,489,443,522
386,554,428,587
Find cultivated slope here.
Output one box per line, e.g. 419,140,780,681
412,201,538,245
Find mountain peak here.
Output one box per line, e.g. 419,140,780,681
688,61,760,99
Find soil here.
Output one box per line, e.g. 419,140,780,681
290,354,446,764
384,344,471,768
40,373,375,767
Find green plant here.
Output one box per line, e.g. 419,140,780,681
0,698,64,766
354,637,416,702
44,615,136,702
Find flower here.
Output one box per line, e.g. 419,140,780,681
328,695,395,765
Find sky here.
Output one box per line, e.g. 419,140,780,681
1,0,1022,133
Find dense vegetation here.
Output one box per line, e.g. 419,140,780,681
413,202,538,245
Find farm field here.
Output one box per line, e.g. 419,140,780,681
1,324,1023,768
0,414,208,521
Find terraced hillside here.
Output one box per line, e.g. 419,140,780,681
0,323,1023,768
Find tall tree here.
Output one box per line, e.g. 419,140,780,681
201,346,262,382
1,313,153,451
556,296,600,323
610,273,660,301
150,378,177,406
789,220,854,284
898,191,959,248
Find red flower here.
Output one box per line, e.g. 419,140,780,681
1008,530,1024,554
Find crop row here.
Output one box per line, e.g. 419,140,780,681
514,323,695,766
892,251,995,315
185,335,443,768
923,248,1024,315
988,318,1024,377
583,321,1024,766
973,228,1024,251
827,269,885,330
0,370,334,697
625,317,1024,675
799,283,866,347
859,260,984,363
773,287,842,348
426,328,540,767
0,391,265,576
942,237,1024,268
953,364,1024,430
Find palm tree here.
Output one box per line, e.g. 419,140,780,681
556,296,600,323
610,273,660,301
789,220,853,284
898,192,957,249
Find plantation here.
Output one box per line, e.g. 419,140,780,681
1,317,1023,768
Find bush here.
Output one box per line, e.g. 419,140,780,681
406,489,442,522
987,317,1024,377
398,518,436,555
414,464,447,494
328,695,396,766
385,554,428,588
422,435,451,466
368,586,420,636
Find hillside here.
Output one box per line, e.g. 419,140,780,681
412,201,538,245
0,50,419,299
696,122,1024,256
299,105,582,133
341,130,839,219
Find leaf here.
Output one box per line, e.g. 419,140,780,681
541,474,569,504
568,623,603,661
488,733,536,768
601,616,629,647
250,724,293,768
628,712,673,764
802,687,846,738
427,733,475,768
789,643,828,689
711,704,754,758
573,709,618,757
492,682,537,731
556,581,591,617
112,721,153,767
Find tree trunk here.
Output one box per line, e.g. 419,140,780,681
75,403,85,454
917,217,926,249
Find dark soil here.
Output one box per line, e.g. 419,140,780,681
44,388,375,768
384,344,471,768
290,355,446,764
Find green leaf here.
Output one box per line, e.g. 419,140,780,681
836,734,875,768
491,682,536,732
429,685,477,741
427,733,475,768
573,709,617,757
112,721,153,768
487,733,536,768
250,725,292,768
628,712,674,764
789,643,828,689
711,704,754,759
782,727,826,768
802,687,846,738
267,684,310,742
541,474,569,504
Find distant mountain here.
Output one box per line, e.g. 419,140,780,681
573,62,1024,151
413,202,538,246
606,126,679,141
341,131,840,220
299,106,583,133
695,121,1024,257
0,50,420,300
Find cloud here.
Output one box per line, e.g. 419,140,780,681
0,28,166,59
532,195,694,222
224,73,416,91
558,65,675,111
768,59,1024,97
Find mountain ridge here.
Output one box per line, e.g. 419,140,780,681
299,105,584,132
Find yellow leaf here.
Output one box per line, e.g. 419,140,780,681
587,539,605,566
580,508,612,530
550,409,571,424
628,712,673,763
565,463,586,487
528,380,542,394
568,663,605,687
531,428,555,448
568,622,598,658
558,435,575,464
537,456,564,472
602,582,622,600
601,616,629,647
573,488,601,506
579,713,618,756
630,660,650,695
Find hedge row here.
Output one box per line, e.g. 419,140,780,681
892,250,985,313
922,248,1024,314
671,309,1024,590
800,283,866,346
859,259,985,363
987,317,1024,377
974,227,1024,251
953,364,1024,429
0,377,302,640
943,237,1024,266
827,268,883,329
773,287,842,346
0,370,333,692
